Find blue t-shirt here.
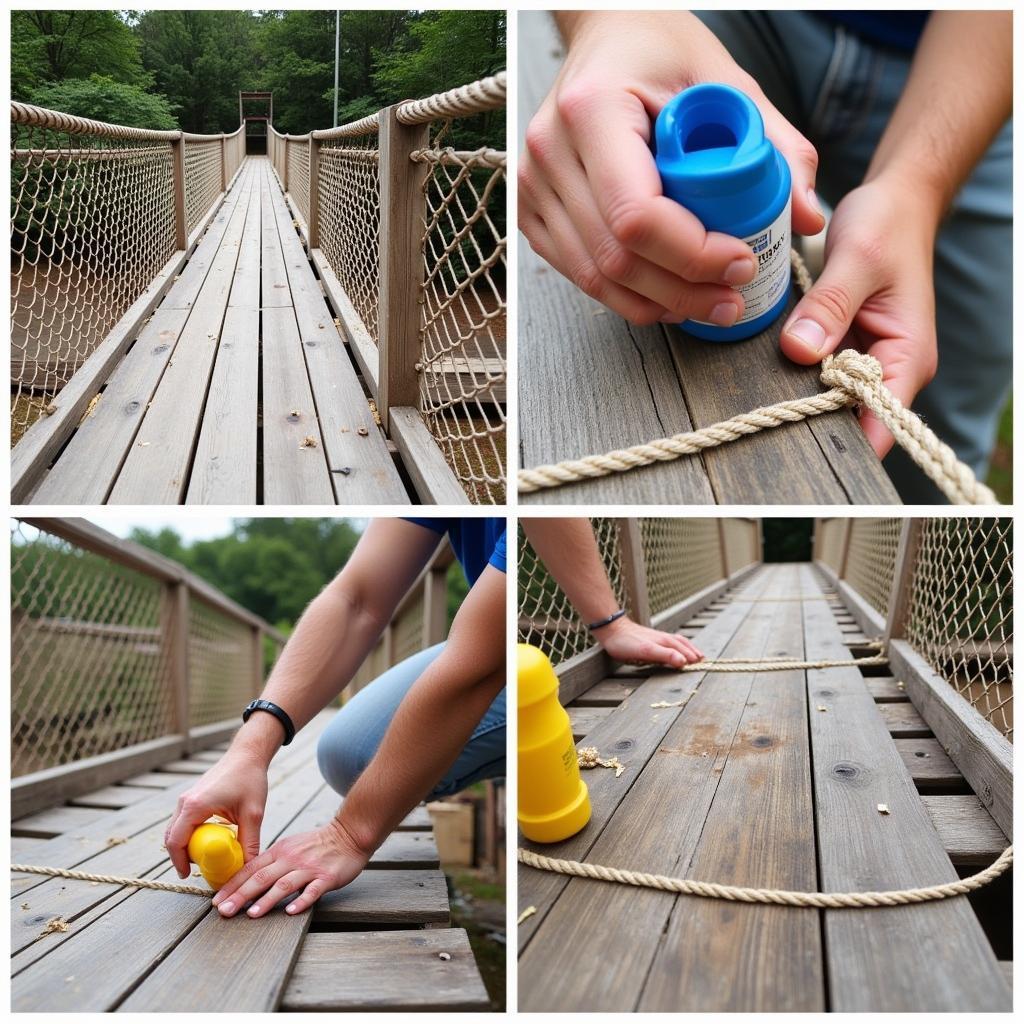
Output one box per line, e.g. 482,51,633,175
402,518,506,585
820,12,929,52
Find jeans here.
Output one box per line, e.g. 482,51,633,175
317,642,506,798
697,11,1012,503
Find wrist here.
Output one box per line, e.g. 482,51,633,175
862,162,945,235
230,713,283,768
329,811,377,862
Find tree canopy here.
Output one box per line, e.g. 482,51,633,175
12,9,506,135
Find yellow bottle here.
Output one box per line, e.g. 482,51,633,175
187,822,245,888
517,643,591,843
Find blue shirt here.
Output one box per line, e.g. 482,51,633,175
820,12,929,52
402,518,506,585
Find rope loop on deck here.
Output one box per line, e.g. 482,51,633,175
12,864,212,897
518,844,1013,908
518,251,998,505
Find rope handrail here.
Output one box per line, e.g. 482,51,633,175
396,71,507,125
311,112,380,142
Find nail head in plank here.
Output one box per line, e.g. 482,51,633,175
894,738,964,788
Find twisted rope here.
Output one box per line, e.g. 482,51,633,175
397,71,507,125
10,102,181,141
519,251,998,505
678,653,888,672
518,845,1013,908
12,864,212,897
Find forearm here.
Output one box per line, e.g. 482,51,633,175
334,567,506,853
866,11,1011,221
521,518,619,625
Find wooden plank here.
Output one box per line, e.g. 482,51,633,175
520,572,797,1010
889,639,1012,841
894,738,965,788
398,806,433,831
802,568,1009,1011
122,771,197,789
878,702,931,738
68,785,157,810
12,805,112,839
281,929,489,1012
108,170,253,504
156,760,210,775
572,678,638,707
639,566,822,1011
836,577,886,637
921,795,1008,866
267,164,408,503
261,305,336,503
567,705,614,741
864,676,908,702
260,160,292,308
11,734,186,819
390,406,471,504
312,869,449,925
371,830,440,869
12,836,46,858
30,308,192,504
518,580,765,957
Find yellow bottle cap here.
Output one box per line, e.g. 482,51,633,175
518,643,558,708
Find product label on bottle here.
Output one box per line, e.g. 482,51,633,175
690,196,791,327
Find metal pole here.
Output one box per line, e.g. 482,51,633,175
333,11,340,127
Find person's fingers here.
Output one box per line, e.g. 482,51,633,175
556,85,755,281
246,870,310,919
858,341,935,457
779,246,878,365
659,632,699,664
237,805,264,864
521,191,671,325
164,796,209,879
758,101,826,237
285,877,331,916
217,857,291,917
213,848,275,912
671,634,704,662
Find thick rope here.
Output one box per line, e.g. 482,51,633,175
396,72,507,125
519,251,997,505
518,845,1013,908
12,864,211,897
10,101,181,141
678,653,887,672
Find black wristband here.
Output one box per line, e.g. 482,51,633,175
242,699,295,746
587,608,627,631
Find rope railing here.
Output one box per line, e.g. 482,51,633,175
10,102,245,445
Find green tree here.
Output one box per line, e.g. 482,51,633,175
27,74,178,130
763,519,814,562
12,10,147,100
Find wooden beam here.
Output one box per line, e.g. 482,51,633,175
389,407,469,504
166,582,191,754
170,134,187,249
884,518,925,645
888,639,1012,839
615,519,651,627
834,577,885,637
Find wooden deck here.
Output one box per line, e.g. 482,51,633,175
20,158,409,505
517,12,899,505
518,564,1010,1011
12,712,490,1012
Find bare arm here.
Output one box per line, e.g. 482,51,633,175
522,518,702,668
214,564,506,918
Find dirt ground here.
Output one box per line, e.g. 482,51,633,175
447,866,506,1011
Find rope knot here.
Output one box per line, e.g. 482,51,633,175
820,350,884,393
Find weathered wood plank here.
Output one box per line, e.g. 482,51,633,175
66,785,158,810
894,738,965,789
390,407,471,504
281,929,489,1012
921,795,1008,866
518,570,769,955
122,771,198,789
864,676,909,702
312,869,449,925
572,678,638,707
567,704,614,741
520,572,797,1011
12,805,112,839
878,702,931,738
155,760,211,775
802,568,1009,1011
260,159,292,308
639,566,823,1011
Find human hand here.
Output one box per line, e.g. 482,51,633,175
520,11,824,326
212,819,370,919
779,176,938,457
596,615,704,669
163,750,268,878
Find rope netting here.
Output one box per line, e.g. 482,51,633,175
10,519,279,777
10,103,241,446
640,518,724,615
285,137,311,229
903,519,1013,740
843,517,902,617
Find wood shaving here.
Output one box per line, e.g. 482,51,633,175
577,746,626,778
357,427,369,437
40,916,70,937
651,691,697,710
20,902,30,910
517,906,537,925
877,804,890,815
368,399,382,426
817,705,828,712
105,836,128,847
300,436,317,448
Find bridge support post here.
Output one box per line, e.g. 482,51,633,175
308,135,321,248
170,133,188,249
220,134,227,191
378,104,428,432
616,518,652,626
164,581,192,753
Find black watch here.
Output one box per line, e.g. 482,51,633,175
242,699,295,746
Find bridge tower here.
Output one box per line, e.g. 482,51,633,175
239,91,273,154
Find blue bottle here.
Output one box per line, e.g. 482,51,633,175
654,83,792,342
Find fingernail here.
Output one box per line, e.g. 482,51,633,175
248,906,260,917
286,904,297,914
807,187,823,219
710,302,739,327
723,257,755,285
219,901,234,915
785,317,826,353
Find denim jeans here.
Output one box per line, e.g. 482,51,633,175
317,642,506,798
697,11,1012,503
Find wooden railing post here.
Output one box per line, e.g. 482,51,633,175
282,137,290,192
164,581,191,753
220,133,227,191
716,519,729,579
377,104,429,431
170,133,187,249
616,518,651,626
422,565,448,647
884,519,924,646
837,519,854,579
251,625,264,698
308,135,321,248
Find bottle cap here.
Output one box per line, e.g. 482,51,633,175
517,643,559,709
